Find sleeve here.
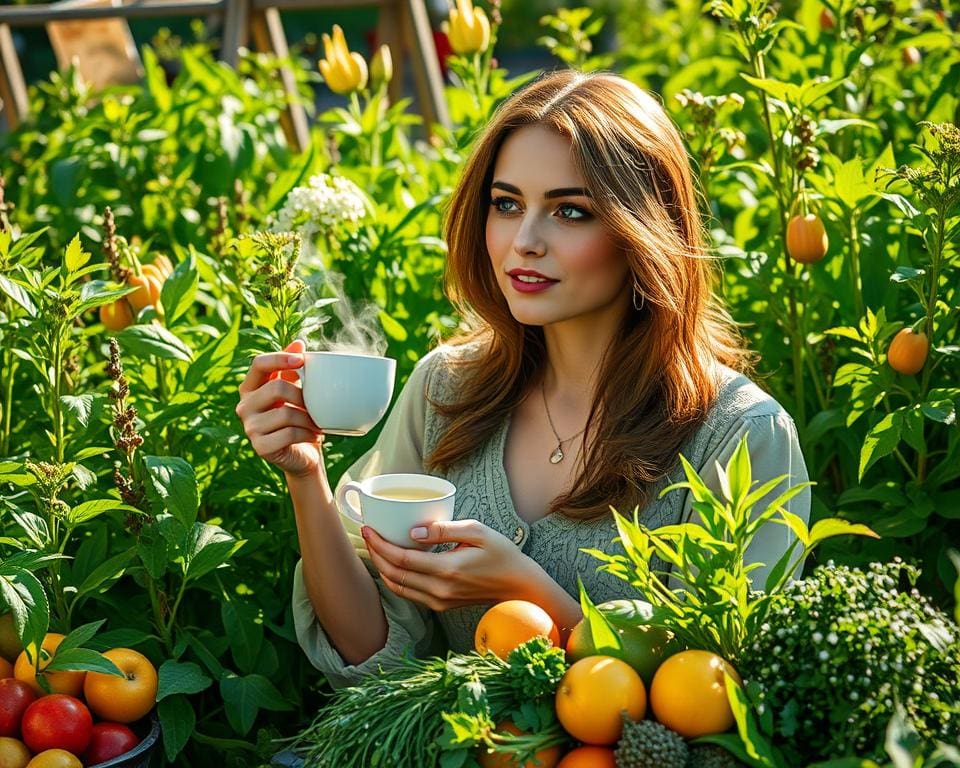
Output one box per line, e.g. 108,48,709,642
291,349,446,688
677,410,811,591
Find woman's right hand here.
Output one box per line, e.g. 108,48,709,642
236,340,324,478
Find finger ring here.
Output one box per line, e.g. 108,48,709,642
398,571,407,597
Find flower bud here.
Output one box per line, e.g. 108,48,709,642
370,44,393,90
318,24,368,95
444,0,491,55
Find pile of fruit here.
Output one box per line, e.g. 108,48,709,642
474,599,742,768
0,623,158,768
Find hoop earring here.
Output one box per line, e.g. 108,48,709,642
632,286,646,312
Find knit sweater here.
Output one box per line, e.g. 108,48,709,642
292,343,810,688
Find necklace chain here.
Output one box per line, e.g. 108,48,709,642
540,380,586,464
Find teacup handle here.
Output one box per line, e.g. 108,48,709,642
336,481,365,526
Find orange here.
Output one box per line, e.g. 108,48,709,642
649,649,741,738
0,616,22,663
83,648,157,723
125,272,162,313
887,328,929,375
477,721,562,768
556,746,616,767
25,751,81,768
99,300,134,331
0,737,31,768
785,213,828,264
475,601,560,660
555,656,645,745
0,659,12,680
13,635,85,698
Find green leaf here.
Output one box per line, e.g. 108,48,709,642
776,509,811,547
144,456,199,528
45,648,124,676
0,274,37,316
75,549,134,597
220,673,293,736
160,251,199,325
808,518,879,547
222,602,263,674
158,694,195,762
183,523,244,582
115,324,194,363
59,394,98,429
949,550,960,626
58,620,106,653
67,499,141,526
834,157,876,209
0,569,48,660
138,527,169,580
890,266,925,284
576,576,621,653
378,310,408,342
859,412,903,480
264,143,316,213
64,233,90,272
740,73,800,104
157,660,213,701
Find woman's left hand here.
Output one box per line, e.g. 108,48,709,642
361,520,534,611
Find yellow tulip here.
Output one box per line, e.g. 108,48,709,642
444,0,491,55
318,24,368,95
370,44,393,89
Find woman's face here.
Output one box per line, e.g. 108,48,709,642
485,124,632,329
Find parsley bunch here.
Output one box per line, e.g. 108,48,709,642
740,560,960,763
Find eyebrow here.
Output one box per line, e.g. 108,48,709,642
490,181,591,199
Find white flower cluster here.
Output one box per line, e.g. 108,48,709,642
271,173,369,240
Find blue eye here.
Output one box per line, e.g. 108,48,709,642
490,196,520,213
557,203,589,220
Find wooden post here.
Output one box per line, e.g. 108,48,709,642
399,0,450,133
220,0,251,67
250,7,309,152
0,24,28,130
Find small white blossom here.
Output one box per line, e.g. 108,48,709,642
271,173,369,239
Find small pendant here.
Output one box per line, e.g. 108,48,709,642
549,445,564,464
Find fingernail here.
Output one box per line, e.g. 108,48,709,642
410,526,428,540
286,354,302,365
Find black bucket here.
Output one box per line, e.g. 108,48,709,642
87,712,161,768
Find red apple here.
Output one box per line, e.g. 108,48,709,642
21,694,92,755
83,722,140,765
0,679,36,737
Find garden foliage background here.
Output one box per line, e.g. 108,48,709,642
0,0,958,764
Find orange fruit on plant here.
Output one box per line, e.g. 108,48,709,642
786,213,828,264
125,272,162,313
99,300,134,331
25,750,82,768
83,648,157,723
887,328,929,375
0,737,31,768
555,656,645,745
649,649,741,738
14,635,85,698
556,746,616,767
475,601,560,660
477,721,562,768
0,616,23,663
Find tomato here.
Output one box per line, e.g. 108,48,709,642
25,751,82,768
82,722,139,765
13,635,85,698
0,680,36,737
21,695,91,755
887,328,929,375
99,300,134,332
0,736,31,768
0,617,22,663
786,213,828,264
83,649,157,724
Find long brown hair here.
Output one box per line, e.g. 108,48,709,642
428,69,754,520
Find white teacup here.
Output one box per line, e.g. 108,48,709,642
337,473,456,548
296,352,396,436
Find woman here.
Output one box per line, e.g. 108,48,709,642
235,70,810,688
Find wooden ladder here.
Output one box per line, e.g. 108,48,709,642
0,0,450,149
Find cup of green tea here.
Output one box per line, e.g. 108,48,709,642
336,473,456,548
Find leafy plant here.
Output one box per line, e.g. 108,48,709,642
588,433,877,661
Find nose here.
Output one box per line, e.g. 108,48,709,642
512,214,546,258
